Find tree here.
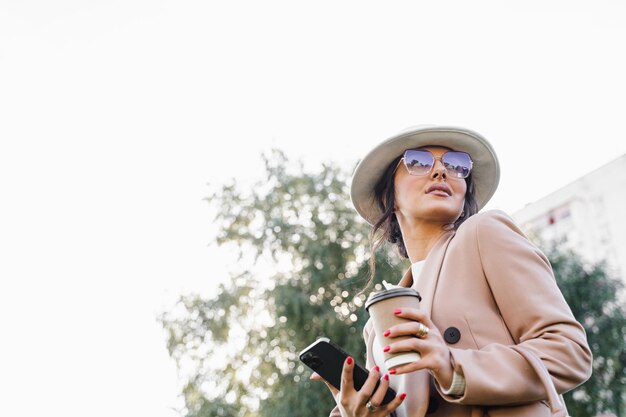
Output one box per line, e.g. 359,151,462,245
160,150,626,417
159,150,404,417
547,246,626,417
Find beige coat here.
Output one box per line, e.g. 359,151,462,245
330,210,592,417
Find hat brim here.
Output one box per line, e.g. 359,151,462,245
350,125,500,225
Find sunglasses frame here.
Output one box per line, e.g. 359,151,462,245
394,149,474,179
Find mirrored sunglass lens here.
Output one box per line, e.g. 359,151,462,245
442,152,472,178
404,150,434,175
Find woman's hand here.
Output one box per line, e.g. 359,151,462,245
310,357,406,417
383,307,454,390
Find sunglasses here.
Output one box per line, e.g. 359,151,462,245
396,149,473,179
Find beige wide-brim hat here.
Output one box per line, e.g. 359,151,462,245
351,124,500,225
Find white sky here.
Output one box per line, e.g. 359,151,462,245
1,1,625,416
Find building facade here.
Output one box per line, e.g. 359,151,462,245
512,154,626,282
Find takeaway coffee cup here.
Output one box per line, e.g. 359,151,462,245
365,287,422,370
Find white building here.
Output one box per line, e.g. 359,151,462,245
512,154,626,282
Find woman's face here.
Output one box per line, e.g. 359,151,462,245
393,146,467,225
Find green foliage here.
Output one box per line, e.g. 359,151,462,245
159,150,405,417
159,150,626,417
547,246,626,417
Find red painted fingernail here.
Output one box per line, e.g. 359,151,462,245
383,374,389,381
346,356,353,365
383,346,390,352
390,369,397,375
394,309,402,315
400,392,407,400
373,366,380,372
383,329,391,337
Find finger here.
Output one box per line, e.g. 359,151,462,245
310,372,340,397
382,339,426,376
393,307,433,326
386,337,422,354
368,373,390,407
388,343,444,375
356,365,381,401
391,360,427,375
381,391,407,413
386,321,432,338
341,356,355,392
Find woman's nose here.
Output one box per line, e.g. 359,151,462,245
431,158,448,180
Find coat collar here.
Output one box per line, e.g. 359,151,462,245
397,230,455,316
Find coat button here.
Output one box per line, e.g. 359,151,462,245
443,327,461,344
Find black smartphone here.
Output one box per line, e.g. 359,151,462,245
299,337,396,405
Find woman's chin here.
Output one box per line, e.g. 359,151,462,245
419,206,462,222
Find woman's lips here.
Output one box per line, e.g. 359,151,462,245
426,184,452,196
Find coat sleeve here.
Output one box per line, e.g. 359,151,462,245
443,210,592,406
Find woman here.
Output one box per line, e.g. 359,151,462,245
312,125,592,417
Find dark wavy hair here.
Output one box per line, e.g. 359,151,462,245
361,154,478,293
